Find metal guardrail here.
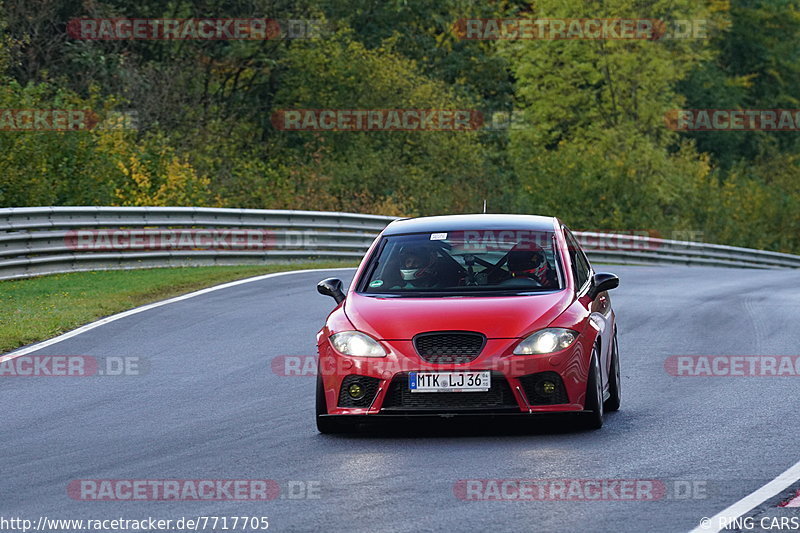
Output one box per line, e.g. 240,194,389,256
574,231,800,270
0,207,798,280
0,207,395,280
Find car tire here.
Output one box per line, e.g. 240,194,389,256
604,331,621,412
582,348,604,430
316,371,345,434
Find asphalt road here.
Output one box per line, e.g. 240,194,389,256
2,265,799,533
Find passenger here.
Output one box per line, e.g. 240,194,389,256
396,248,440,288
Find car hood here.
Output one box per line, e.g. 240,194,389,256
343,291,573,340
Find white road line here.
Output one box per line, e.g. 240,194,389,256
691,460,800,532
0,267,354,363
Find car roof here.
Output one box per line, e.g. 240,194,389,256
381,214,558,235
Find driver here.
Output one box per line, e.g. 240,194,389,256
507,246,556,288
396,247,440,288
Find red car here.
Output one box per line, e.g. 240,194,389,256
315,214,620,432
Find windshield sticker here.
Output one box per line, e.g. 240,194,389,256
430,233,447,240
369,280,384,288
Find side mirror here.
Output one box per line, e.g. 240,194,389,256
588,272,619,300
317,278,345,304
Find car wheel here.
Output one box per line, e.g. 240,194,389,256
604,331,621,412
316,371,344,434
583,348,604,430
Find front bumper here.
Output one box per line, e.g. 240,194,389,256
318,336,591,416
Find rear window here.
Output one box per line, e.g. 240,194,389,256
359,230,562,296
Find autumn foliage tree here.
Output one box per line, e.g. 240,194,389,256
0,0,798,253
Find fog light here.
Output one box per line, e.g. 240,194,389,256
536,380,556,395
348,383,365,399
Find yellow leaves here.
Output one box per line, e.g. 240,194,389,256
114,143,212,207
371,195,416,218
154,156,211,206
114,155,150,206
709,0,732,14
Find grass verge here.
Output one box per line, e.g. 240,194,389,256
0,262,356,355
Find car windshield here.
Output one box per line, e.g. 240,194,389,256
360,230,562,295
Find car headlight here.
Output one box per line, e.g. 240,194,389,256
330,331,387,357
513,328,578,355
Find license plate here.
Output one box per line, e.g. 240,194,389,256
409,371,491,392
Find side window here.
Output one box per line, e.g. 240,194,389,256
564,229,591,291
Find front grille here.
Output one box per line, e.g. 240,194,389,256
518,371,569,405
337,375,381,408
381,372,518,412
413,331,486,364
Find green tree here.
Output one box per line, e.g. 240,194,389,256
679,0,800,168
504,0,714,232
272,30,497,215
